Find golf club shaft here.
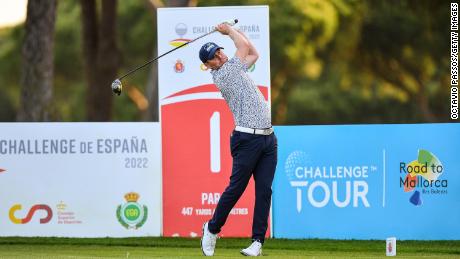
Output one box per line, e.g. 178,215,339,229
118,19,238,80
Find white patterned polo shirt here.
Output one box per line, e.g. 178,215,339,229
211,56,271,129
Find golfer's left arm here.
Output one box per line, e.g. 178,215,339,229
216,23,258,67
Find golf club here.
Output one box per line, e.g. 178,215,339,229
111,19,239,95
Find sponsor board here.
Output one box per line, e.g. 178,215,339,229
273,123,460,240
0,123,161,237
158,6,271,237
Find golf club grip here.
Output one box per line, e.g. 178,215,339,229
118,19,238,80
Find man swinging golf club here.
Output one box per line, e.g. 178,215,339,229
199,22,277,256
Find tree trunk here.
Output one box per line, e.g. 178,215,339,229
143,46,159,121
17,0,57,122
81,0,119,121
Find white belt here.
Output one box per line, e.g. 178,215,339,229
235,126,273,135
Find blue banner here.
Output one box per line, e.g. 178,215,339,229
272,123,460,240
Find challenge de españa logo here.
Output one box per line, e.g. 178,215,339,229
399,149,447,206
116,192,148,229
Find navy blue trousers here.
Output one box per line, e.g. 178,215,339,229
208,130,277,243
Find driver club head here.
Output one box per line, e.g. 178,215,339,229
111,79,122,96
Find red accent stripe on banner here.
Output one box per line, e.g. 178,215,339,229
164,84,269,101
258,86,268,100
164,84,219,99
170,38,191,42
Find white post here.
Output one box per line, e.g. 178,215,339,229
210,111,221,173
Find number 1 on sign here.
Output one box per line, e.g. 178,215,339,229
210,112,220,173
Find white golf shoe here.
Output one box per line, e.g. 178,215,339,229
240,240,263,256
201,222,217,256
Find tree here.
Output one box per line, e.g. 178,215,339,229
17,0,58,121
355,0,450,122
81,0,119,121
268,0,350,124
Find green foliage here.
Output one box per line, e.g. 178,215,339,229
52,1,85,121
0,25,23,119
114,0,156,121
268,0,452,124
0,0,454,123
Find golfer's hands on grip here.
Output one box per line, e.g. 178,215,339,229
216,22,233,35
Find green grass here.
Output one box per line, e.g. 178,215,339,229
0,237,459,258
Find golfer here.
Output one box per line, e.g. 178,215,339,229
199,22,277,257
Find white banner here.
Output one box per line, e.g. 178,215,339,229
0,123,161,237
158,6,272,237
158,5,271,104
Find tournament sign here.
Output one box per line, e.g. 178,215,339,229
272,123,460,240
0,123,161,237
158,6,271,237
